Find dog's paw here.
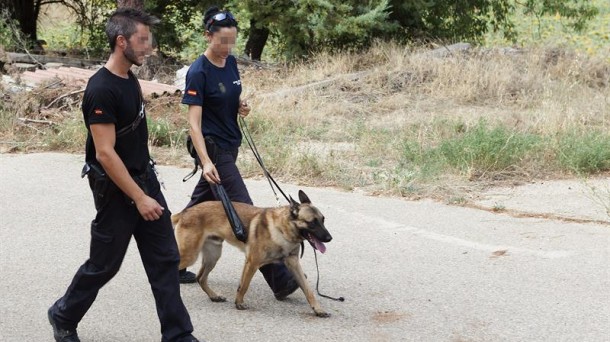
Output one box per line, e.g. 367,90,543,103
235,302,249,310
210,296,226,302
315,311,331,318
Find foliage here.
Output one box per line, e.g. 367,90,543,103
3,43,609,201
0,8,35,51
436,120,541,176
17,0,601,62
485,0,609,59
144,0,212,56
388,0,598,43
556,130,610,174
0,9,20,50
229,0,395,59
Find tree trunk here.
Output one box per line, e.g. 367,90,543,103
244,19,269,61
2,0,40,46
117,0,144,10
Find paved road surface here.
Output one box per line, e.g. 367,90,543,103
1,153,608,341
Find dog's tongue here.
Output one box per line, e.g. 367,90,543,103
311,236,326,254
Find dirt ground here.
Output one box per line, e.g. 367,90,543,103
471,177,609,224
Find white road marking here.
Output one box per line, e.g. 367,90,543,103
333,207,575,259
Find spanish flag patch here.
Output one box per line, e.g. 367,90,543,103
94,109,103,115
187,89,197,96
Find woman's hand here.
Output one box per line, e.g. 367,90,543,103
202,159,221,184
238,100,251,118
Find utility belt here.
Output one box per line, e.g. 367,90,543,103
81,160,159,210
183,135,237,182
80,161,152,180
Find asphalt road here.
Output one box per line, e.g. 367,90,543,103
1,153,608,342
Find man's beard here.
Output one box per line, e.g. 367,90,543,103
124,44,142,66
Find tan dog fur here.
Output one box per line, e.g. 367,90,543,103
172,190,332,317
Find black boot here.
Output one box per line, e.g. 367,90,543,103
179,269,197,284
259,263,300,300
48,307,80,342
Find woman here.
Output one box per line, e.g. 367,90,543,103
179,6,299,300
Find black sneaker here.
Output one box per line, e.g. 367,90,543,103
48,308,80,342
179,270,197,284
274,278,300,301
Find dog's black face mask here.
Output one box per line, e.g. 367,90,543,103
290,190,332,253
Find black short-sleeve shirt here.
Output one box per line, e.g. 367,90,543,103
181,55,242,150
82,67,150,175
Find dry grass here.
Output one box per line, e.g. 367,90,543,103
1,42,608,202
236,43,608,195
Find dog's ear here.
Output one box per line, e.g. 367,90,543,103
298,190,311,204
289,195,300,218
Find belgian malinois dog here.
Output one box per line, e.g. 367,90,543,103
172,190,333,317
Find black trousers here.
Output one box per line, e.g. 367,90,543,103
185,137,295,292
50,167,194,342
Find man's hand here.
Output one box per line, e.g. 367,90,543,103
134,194,165,221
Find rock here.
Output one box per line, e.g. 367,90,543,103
44,62,64,69
422,43,472,58
14,63,37,72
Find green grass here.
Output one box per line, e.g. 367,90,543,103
556,130,610,174
436,121,541,176
2,16,609,201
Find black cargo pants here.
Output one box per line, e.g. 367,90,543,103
50,166,194,342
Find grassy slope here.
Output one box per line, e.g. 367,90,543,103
1,3,608,203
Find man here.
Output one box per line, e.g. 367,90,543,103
47,8,200,342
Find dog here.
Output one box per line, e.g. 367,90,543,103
172,190,333,317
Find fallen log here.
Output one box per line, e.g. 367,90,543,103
7,52,104,68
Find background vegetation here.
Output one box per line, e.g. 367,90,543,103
1,0,604,60
0,0,608,204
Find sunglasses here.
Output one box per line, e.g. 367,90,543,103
206,12,237,30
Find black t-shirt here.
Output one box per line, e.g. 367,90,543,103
181,54,242,150
82,67,150,175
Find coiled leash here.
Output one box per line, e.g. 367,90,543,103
239,116,345,302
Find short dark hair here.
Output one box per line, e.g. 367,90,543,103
106,8,160,51
203,6,238,33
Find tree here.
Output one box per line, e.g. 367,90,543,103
230,0,395,60
387,0,598,43
1,0,43,48
244,19,269,61
232,0,599,60
1,0,600,61
117,0,143,9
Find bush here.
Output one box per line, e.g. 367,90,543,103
556,130,610,174
437,120,540,177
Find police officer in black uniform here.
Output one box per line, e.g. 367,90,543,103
47,8,200,342
178,6,299,299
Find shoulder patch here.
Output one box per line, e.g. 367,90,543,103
187,89,197,96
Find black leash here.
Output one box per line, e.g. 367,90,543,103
238,116,289,205
240,116,344,302
313,248,345,302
